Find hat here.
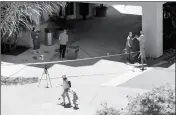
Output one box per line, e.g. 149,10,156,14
62,75,67,79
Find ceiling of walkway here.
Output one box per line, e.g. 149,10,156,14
81,1,165,7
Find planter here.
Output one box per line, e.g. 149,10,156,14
45,28,53,46
66,45,79,60
95,5,107,17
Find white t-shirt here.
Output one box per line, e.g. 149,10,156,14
137,34,145,50
59,33,68,45
126,36,131,47
63,80,69,89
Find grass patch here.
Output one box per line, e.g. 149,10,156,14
1,76,39,86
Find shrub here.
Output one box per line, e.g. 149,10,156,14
95,102,121,115
125,84,175,115
1,76,39,86
95,84,175,115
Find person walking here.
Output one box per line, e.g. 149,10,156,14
69,88,79,109
134,31,146,70
59,29,68,58
31,27,40,55
59,75,71,106
125,32,133,63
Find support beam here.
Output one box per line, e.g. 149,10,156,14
142,2,163,58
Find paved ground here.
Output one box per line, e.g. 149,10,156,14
168,63,175,70
1,42,91,65
1,60,175,115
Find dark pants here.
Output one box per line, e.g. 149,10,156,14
33,39,40,50
125,46,132,63
60,45,66,58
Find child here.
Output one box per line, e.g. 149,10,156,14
69,88,79,109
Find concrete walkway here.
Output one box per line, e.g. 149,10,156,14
1,43,91,65
168,63,175,70
1,59,175,115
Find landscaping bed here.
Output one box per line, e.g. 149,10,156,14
96,84,175,115
1,76,39,86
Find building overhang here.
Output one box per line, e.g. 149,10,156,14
80,1,166,7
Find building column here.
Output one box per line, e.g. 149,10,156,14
142,2,163,58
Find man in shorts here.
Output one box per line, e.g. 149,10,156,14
134,31,146,70
60,75,71,106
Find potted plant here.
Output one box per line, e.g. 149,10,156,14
95,4,107,17
163,2,176,50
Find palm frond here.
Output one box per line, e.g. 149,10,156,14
1,1,66,41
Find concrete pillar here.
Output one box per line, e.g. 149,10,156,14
142,2,163,58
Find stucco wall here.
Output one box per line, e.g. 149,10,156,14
142,2,163,58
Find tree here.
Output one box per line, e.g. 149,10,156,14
163,2,176,49
0,1,66,51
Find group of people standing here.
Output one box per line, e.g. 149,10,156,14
125,31,146,65
31,27,69,59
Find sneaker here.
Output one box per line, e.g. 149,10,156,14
60,102,65,106
73,106,79,110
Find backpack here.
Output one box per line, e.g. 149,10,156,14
68,81,71,88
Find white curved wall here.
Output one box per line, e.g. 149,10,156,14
142,2,163,58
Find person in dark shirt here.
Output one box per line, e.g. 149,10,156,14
31,27,40,54
124,32,133,63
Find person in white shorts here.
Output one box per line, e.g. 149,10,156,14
59,75,71,106
134,31,146,66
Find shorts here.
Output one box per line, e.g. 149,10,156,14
140,49,146,60
64,88,69,93
62,88,69,97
